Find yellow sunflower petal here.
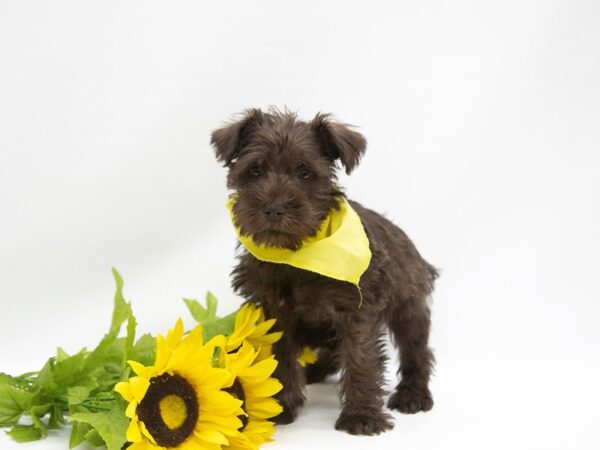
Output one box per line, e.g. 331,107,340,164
249,305,261,322
138,420,158,444
125,399,138,418
206,334,227,351
166,318,184,348
194,428,229,445
247,331,283,347
238,357,277,383
228,342,258,374
126,417,143,443
198,414,243,434
194,367,234,390
245,378,282,398
231,305,261,343
128,360,151,378
227,433,258,450
231,307,249,336
248,318,276,338
244,419,276,444
129,376,150,403
227,323,250,352
200,391,244,414
196,341,219,365
199,422,241,438
255,345,274,362
128,441,157,450
244,397,282,419
234,305,256,332
183,435,222,450
225,337,241,353
114,381,133,402
246,420,275,445
165,327,203,372
154,334,170,372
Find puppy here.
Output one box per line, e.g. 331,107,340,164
211,108,437,435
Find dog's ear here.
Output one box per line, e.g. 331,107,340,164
310,113,367,174
211,109,264,166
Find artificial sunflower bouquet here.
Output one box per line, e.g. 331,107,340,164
0,269,315,450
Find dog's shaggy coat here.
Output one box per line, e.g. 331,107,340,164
211,108,437,435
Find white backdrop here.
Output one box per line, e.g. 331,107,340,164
1,1,599,449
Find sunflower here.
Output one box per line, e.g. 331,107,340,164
220,342,283,450
115,319,244,450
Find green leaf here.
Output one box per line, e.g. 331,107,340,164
206,291,218,317
109,268,130,339
84,338,124,379
50,348,96,396
82,268,134,387
184,293,237,340
48,403,64,429
6,403,51,442
29,404,50,438
125,313,137,360
0,373,39,426
29,403,52,418
201,321,234,341
130,333,156,367
220,311,237,335
184,297,209,322
35,359,56,394
56,347,70,361
69,421,92,449
68,398,129,450
67,386,93,405
84,428,105,447
6,424,43,442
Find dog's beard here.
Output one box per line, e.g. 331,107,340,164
235,205,324,251
240,215,313,250
250,229,303,250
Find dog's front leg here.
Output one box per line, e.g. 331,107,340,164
272,331,306,424
334,314,394,435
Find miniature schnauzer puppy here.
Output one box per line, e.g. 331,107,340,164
211,108,437,435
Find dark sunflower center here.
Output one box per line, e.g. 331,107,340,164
137,373,199,447
225,379,248,430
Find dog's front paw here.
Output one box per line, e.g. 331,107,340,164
388,383,433,414
334,410,394,435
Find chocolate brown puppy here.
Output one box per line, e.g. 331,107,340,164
211,108,437,436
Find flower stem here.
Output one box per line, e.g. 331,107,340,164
55,396,114,412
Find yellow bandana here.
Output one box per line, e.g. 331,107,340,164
226,196,372,286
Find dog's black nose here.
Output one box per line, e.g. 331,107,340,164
264,204,285,221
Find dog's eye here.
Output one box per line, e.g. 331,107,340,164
248,166,263,177
298,168,313,180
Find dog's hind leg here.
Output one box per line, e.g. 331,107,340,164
305,343,340,384
387,298,435,413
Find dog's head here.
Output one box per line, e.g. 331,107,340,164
211,108,366,250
